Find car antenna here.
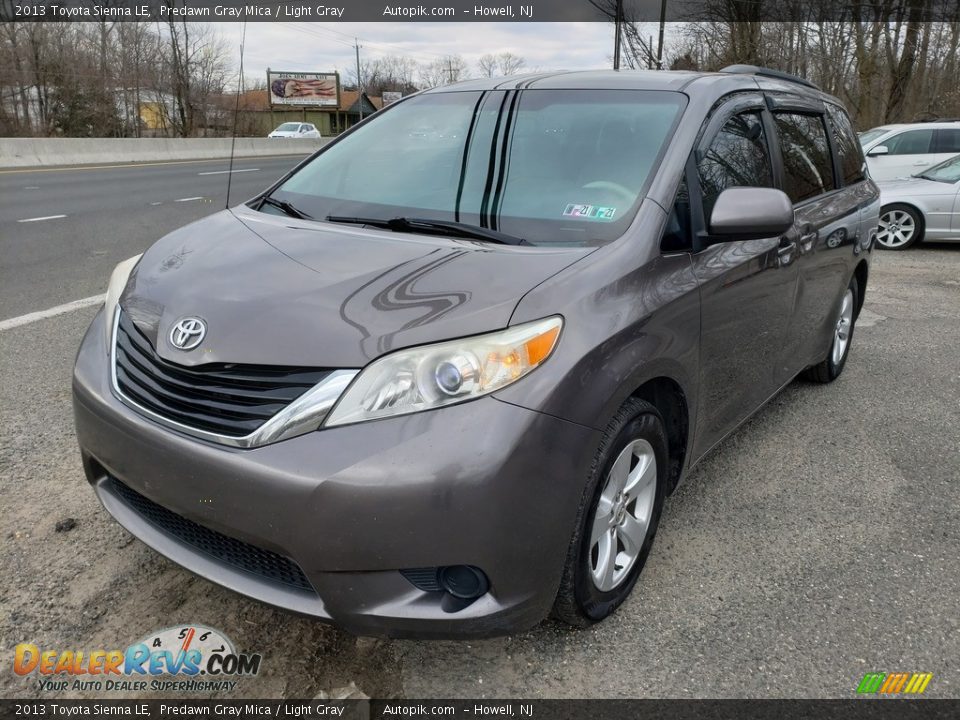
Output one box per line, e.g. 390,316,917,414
226,21,247,210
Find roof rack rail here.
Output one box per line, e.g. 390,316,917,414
719,65,820,91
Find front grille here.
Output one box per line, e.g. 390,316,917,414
114,311,331,438
109,478,314,593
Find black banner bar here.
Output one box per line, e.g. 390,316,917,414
3,0,960,23
3,700,960,720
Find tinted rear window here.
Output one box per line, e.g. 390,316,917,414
774,113,836,202
826,104,866,186
935,128,960,153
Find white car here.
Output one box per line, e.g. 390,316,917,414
268,122,321,139
875,153,960,249
859,121,960,181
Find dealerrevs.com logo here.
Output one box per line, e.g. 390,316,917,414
14,625,262,693
857,672,934,695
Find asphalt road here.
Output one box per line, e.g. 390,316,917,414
0,155,306,319
0,163,958,699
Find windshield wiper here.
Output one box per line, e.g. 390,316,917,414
259,195,313,220
325,215,528,246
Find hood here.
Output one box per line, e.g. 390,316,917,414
120,208,592,368
878,175,952,200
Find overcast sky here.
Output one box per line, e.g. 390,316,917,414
217,23,632,83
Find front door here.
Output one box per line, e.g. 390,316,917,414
689,103,800,458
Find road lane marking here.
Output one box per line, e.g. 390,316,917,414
0,154,310,175
18,214,67,223
150,202,162,206
0,294,104,332
197,168,259,176
174,196,204,202
24,186,39,189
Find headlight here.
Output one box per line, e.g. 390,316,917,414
103,254,142,352
324,316,563,427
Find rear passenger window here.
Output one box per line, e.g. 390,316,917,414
698,112,772,220
935,128,960,153
826,105,866,185
885,129,933,155
773,113,836,203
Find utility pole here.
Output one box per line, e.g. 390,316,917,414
355,38,363,121
656,0,667,69
613,0,623,70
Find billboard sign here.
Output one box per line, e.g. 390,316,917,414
268,71,339,107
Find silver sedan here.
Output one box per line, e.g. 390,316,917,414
876,154,960,249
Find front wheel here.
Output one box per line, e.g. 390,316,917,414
802,278,859,383
552,398,667,627
877,204,923,250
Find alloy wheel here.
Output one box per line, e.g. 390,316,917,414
832,289,854,365
877,209,916,249
589,438,658,592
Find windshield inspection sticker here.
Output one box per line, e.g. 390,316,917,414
563,204,617,221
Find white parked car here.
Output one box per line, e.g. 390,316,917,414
268,122,321,139
875,153,960,249
859,121,960,181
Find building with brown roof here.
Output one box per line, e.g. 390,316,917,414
226,88,384,137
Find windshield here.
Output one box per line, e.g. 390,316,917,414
859,127,890,147
275,123,300,132
266,89,686,246
917,153,960,182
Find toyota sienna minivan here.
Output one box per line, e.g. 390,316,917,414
73,66,878,638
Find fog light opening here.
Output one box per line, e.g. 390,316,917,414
439,565,489,600
400,565,491,612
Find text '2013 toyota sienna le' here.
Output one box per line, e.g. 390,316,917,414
73,66,879,638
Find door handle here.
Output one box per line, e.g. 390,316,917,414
777,239,796,265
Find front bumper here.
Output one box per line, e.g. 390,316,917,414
73,309,597,638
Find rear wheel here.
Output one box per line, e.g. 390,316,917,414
876,204,923,250
552,398,667,627
802,277,859,383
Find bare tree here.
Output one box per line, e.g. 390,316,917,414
477,52,526,77
418,55,469,88
350,55,420,96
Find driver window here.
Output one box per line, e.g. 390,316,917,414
698,112,773,221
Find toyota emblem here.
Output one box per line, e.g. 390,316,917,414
169,317,206,350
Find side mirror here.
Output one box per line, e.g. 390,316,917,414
868,145,889,157
708,187,794,240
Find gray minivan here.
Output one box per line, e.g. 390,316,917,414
73,66,878,638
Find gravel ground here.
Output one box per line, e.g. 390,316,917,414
1,244,957,700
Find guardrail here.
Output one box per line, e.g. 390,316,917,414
0,137,330,169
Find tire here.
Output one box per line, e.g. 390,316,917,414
876,204,923,250
802,277,859,383
552,398,668,627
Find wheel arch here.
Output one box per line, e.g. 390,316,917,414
853,259,869,318
628,376,690,496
